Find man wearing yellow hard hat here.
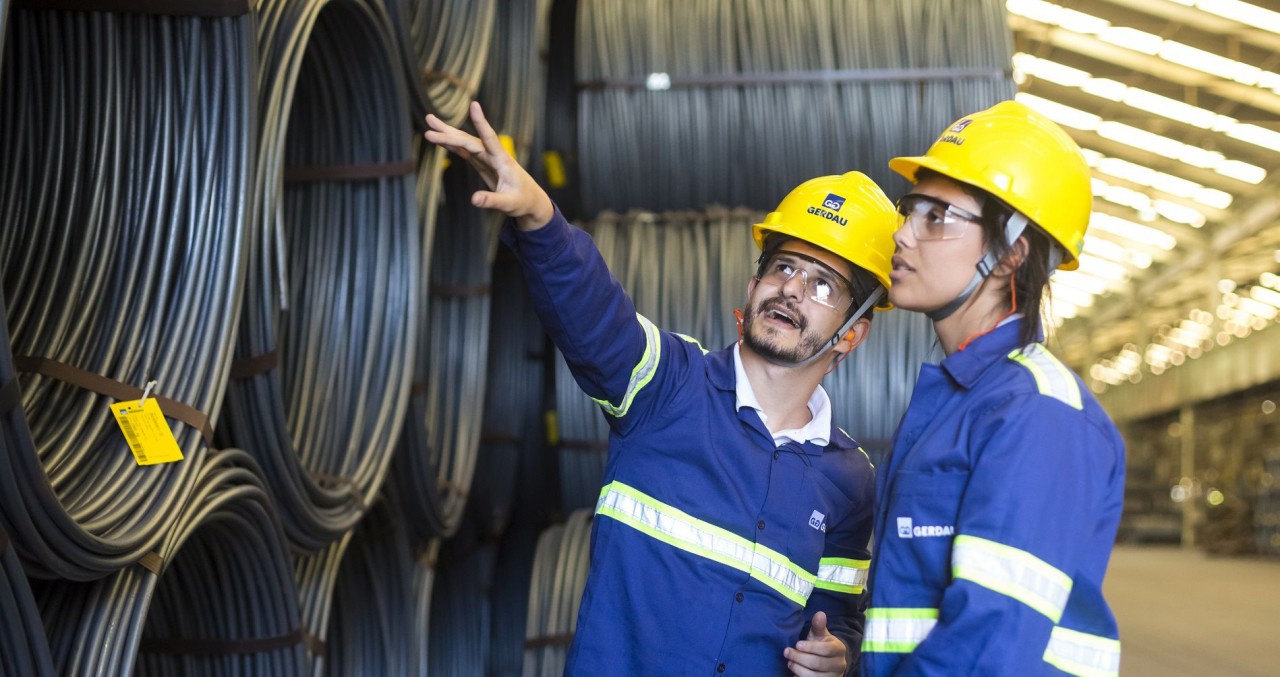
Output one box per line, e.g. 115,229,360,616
426,102,899,676
862,100,1125,676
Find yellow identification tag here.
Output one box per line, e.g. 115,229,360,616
543,150,566,188
545,410,559,446
498,134,518,159
110,398,185,466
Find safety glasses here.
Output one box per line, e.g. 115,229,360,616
757,250,853,312
895,193,983,241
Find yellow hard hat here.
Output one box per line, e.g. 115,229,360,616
752,171,899,310
889,99,1092,270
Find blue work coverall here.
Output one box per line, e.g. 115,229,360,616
862,320,1125,676
501,208,875,676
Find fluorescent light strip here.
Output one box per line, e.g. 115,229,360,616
1089,212,1178,250
1008,0,1280,93
1014,54,1272,181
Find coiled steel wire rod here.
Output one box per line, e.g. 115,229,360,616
574,0,1014,216
34,449,304,677
427,538,498,675
384,0,496,127
220,0,418,552
324,488,434,677
522,509,592,677
294,529,353,677
1,525,54,677
0,6,255,580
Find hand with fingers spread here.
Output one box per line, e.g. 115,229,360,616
784,611,848,677
423,101,554,231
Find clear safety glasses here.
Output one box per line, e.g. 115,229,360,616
757,250,854,312
895,193,983,241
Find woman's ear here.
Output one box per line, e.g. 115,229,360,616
994,235,1029,276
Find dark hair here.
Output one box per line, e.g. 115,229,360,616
914,168,1055,347
757,234,882,325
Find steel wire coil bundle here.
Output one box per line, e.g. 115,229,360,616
1,525,53,677
487,520,542,677
574,0,1014,216
395,164,497,542
0,6,255,580
384,0,497,126
220,0,418,551
426,536,498,676
33,449,304,677
294,530,354,677
324,487,435,676
522,508,592,677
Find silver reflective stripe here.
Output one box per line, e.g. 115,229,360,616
590,314,662,417
595,481,816,605
862,608,938,653
815,558,869,594
952,535,1073,622
1008,344,1083,410
1043,626,1121,677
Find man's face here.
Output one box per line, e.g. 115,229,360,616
743,240,853,364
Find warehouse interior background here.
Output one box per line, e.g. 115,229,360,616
0,0,1278,675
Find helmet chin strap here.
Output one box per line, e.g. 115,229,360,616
926,213,1029,322
792,285,885,368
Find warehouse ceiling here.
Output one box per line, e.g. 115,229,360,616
1006,0,1280,393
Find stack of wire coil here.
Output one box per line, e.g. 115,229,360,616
574,0,1015,216
219,0,419,552
33,449,303,676
0,4,255,580
466,0,554,540
383,0,496,127
294,531,354,677
325,488,432,677
523,508,592,677
487,517,543,677
1,525,53,677
427,538,498,675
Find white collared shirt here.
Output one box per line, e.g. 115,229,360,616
732,343,831,447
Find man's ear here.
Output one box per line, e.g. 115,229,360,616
833,317,872,355
747,275,758,298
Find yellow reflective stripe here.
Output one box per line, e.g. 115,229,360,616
815,557,869,594
862,608,938,653
595,481,816,605
952,535,1072,622
589,314,662,417
674,332,709,354
1008,344,1083,410
1043,626,1121,677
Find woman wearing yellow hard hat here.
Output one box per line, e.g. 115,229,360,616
861,100,1126,677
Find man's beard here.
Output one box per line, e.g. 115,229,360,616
741,297,831,364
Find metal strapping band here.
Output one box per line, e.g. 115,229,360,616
410,380,427,396
559,437,610,453
283,160,416,183
307,471,367,510
429,283,492,298
229,350,278,380
139,628,304,655
0,376,21,415
16,0,251,16
136,551,164,574
524,633,575,649
578,67,1008,90
12,356,214,446
423,69,473,93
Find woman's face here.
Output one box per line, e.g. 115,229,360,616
888,176,988,313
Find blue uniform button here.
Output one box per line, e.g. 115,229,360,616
717,663,726,673
756,520,765,530
735,592,744,602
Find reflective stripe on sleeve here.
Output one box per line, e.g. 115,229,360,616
595,481,816,605
674,333,709,354
1043,626,1121,677
815,557,869,594
1008,344,1083,410
862,608,938,653
590,314,662,417
952,534,1073,622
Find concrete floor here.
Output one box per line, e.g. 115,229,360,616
1104,544,1280,676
